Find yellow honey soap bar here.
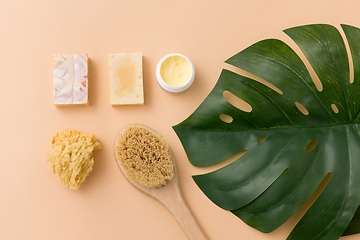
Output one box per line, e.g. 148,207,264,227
108,52,144,105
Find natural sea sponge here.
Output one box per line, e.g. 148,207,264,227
47,129,101,190
114,124,173,189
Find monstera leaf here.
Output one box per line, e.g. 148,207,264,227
173,24,360,239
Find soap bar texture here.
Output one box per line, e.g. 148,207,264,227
108,52,144,105
53,54,89,106
47,129,101,190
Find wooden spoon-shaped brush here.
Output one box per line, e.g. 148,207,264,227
114,124,207,240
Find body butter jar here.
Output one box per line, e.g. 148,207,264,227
156,53,195,93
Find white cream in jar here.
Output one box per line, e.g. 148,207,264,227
156,53,195,93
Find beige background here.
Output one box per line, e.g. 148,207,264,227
1,0,360,239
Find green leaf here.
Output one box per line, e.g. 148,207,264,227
173,24,360,239
343,206,360,236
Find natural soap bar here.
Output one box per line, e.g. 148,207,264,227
53,54,89,106
108,52,144,105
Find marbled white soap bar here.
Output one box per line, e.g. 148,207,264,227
53,54,88,106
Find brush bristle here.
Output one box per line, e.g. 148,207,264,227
115,124,173,188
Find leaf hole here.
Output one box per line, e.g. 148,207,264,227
257,136,267,144
341,27,354,84
295,102,309,115
309,69,323,92
220,114,233,123
199,150,248,174
280,167,290,176
331,104,339,114
224,65,283,94
223,90,252,112
306,140,317,151
282,38,324,92
284,41,323,92
286,172,331,228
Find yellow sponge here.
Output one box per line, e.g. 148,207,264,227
47,129,101,190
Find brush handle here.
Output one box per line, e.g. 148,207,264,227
115,125,207,239
154,180,207,240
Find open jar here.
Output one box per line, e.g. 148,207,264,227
156,53,195,93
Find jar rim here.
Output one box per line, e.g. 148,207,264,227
156,53,195,93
